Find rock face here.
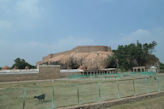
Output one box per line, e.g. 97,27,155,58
37,46,113,70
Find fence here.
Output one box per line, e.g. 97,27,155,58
0,74,164,109
68,71,157,79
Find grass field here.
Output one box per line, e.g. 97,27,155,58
0,74,164,109
104,94,164,109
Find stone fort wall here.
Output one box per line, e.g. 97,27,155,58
40,46,112,64
73,46,111,52
42,50,72,62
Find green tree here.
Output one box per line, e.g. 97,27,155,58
160,62,164,69
109,41,158,71
160,62,164,73
12,58,35,69
107,55,117,68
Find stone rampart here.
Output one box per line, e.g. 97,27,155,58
38,46,112,65
42,50,72,63
73,46,111,52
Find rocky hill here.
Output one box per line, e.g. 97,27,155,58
37,46,113,70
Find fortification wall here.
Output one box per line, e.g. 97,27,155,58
51,50,72,58
39,46,112,65
42,50,72,63
73,46,111,52
43,54,54,62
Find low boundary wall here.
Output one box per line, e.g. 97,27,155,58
60,69,83,78
0,65,60,82
59,91,164,109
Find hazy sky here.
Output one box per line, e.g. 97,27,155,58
0,0,164,66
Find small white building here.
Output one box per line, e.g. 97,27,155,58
147,66,158,72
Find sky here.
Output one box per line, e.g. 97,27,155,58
0,0,164,67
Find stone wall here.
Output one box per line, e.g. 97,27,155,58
39,65,60,79
42,50,72,63
42,54,54,62
0,65,60,82
73,46,111,53
0,73,39,82
38,45,112,65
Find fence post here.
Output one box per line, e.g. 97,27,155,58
77,85,80,105
117,73,119,79
51,87,55,109
23,88,26,109
132,79,136,96
98,82,101,102
144,78,149,93
156,76,160,92
116,81,120,98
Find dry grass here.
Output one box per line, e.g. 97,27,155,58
104,94,164,109
0,74,164,109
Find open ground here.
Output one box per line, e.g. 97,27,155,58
104,94,164,109
0,73,164,109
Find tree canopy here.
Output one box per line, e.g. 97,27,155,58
160,62,164,69
12,58,35,69
108,41,158,71
160,62,164,73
